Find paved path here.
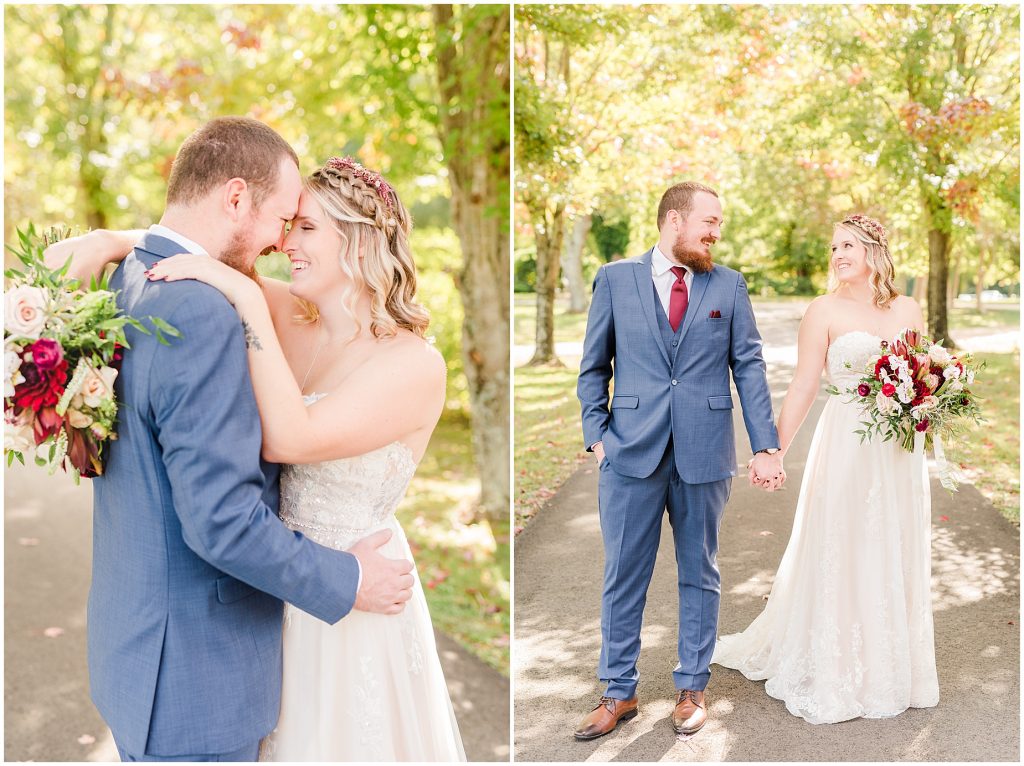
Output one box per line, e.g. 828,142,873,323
4,466,509,762
514,303,1019,761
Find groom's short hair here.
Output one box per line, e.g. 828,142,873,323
166,117,300,210
657,181,719,228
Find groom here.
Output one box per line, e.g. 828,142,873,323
90,117,414,761
575,181,784,739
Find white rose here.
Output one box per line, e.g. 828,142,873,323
943,365,962,381
925,373,940,391
81,366,118,408
4,286,48,339
66,408,93,429
928,344,952,366
875,390,898,415
4,416,34,453
5,347,25,398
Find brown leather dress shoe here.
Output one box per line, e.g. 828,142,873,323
671,689,707,735
573,696,639,740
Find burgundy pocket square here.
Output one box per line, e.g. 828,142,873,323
709,310,721,318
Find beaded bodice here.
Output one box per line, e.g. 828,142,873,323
278,393,417,550
826,331,883,390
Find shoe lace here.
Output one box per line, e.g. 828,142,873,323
676,689,700,706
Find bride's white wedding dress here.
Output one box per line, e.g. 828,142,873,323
712,331,939,724
259,394,466,761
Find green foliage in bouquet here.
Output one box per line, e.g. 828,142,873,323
4,224,180,481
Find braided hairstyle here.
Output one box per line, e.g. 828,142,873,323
298,157,429,339
830,214,899,309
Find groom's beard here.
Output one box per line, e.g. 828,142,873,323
671,238,714,274
219,228,261,282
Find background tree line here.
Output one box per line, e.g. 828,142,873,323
5,3,510,667
515,4,1020,365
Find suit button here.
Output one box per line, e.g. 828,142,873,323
671,379,678,386
672,340,678,346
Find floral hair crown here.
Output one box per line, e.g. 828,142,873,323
841,214,888,248
324,156,396,215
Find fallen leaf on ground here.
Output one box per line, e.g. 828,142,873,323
939,515,949,522
18,538,40,546
43,627,65,638
759,530,774,536
77,735,96,745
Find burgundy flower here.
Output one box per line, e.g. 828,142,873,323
66,426,102,477
14,358,68,411
857,383,871,397
874,355,891,377
881,383,896,397
27,338,64,372
32,406,63,444
915,419,930,432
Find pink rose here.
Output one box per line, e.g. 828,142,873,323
80,366,118,408
4,285,48,339
881,383,896,397
27,338,63,372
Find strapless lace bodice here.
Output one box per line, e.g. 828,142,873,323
278,393,417,550
826,331,884,389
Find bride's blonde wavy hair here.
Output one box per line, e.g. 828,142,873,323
828,214,899,310
294,158,429,339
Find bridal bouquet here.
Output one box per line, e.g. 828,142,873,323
4,225,179,481
832,328,983,490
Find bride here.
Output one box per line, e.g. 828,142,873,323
713,214,940,724
47,157,467,760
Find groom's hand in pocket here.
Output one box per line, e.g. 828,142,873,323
348,530,415,615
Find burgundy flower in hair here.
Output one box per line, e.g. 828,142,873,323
842,214,888,246
324,156,396,214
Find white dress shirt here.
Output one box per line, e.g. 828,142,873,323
148,224,210,256
651,244,693,318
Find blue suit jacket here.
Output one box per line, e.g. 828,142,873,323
89,233,360,756
577,249,779,483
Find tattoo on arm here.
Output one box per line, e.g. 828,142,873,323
241,319,263,351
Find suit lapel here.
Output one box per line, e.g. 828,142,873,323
631,249,671,367
674,269,712,359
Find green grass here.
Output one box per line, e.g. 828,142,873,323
514,293,1021,532
396,409,509,673
514,295,589,347
514,364,588,532
942,351,1020,525
948,304,1020,331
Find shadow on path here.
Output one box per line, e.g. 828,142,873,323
4,466,510,762
514,304,1019,762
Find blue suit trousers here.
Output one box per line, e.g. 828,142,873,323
597,442,731,699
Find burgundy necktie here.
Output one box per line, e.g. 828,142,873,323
668,266,689,331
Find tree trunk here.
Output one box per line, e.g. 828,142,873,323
974,246,991,314
562,213,591,313
927,227,952,344
912,275,928,303
947,250,961,315
432,5,510,526
528,200,566,366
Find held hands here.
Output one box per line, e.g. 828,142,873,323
347,529,415,615
146,254,257,306
748,451,786,492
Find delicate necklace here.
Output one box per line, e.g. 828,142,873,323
300,325,327,394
